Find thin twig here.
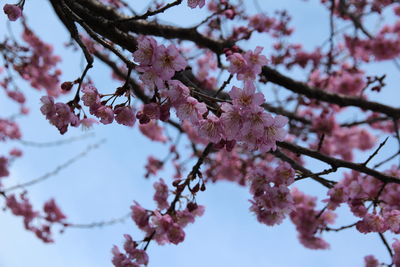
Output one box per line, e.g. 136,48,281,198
114,0,183,22
66,212,130,229
3,140,105,192
18,133,95,147
363,137,389,166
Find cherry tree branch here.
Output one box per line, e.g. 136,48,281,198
277,141,400,184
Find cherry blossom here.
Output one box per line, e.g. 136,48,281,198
3,4,22,21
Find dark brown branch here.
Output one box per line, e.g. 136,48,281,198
277,141,400,185
214,74,233,97
51,0,400,190
261,66,400,119
271,149,335,188
167,143,213,214
340,116,389,127
51,0,94,65
378,232,394,259
363,137,389,166
115,0,183,22
324,222,357,232
57,0,400,120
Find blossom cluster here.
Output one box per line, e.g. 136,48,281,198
187,0,205,9
309,67,366,96
40,82,136,134
249,162,295,226
248,13,294,37
345,22,400,62
82,84,135,126
6,193,66,243
290,188,336,249
112,235,149,267
114,178,204,266
17,28,62,96
0,119,22,180
130,178,204,247
328,167,400,235
4,0,400,266
133,36,287,150
3,4,22,21
310,113,376,161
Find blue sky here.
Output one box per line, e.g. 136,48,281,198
0,1,398,266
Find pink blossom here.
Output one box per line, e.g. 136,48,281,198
40,96,56,117
220,103,243,139
261,115,288,151
80,118,98,130
249,14,276,33
94,106,114,125
145,156,163,178
111,246,132,267
33,225,54,243
187,0,205,9
133,36,158,66
143,103,160,120
198,114,223,143
20,28,62,95
0,156,9,178
364,255,379,267
151,212,173,243
164,80,190,107
81,85,100,107
273,162,295,186
0,119,22,140
384,210,400,233
181,120,209,145
115,106,136,127
175,205,205,228
151,212,186,245
176,96,207,123
9,148,23,157
358,129,377,150
153,45,187,80
40,96,81,134
243,46,268,74
356,213,387,233
205,149,245,184
290,188,334,250
7,90,26,104
229,85,265,109
227,47,267,81
167,223,185,244
393,239,400,267
112,235,149,267
227,53,247,74
43,199,66,223
131,202,150,230
241,107,272,139
3,4,22,21
249,165,294,226
6,193,39,230
139,121,167,142
53,103,74,127
130,249,148,266
153,179,169,210
139,67,165,91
